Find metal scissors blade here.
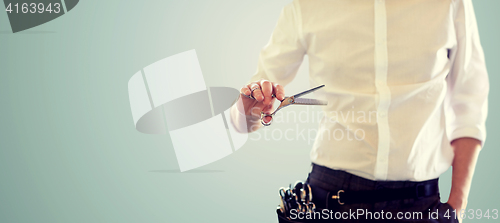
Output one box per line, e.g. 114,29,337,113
292,85,325,98
260,85,327,126
293,98,328,106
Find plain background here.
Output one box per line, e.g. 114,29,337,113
0,0,498,222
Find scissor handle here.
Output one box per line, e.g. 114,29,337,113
260,96,296,126
260,112,273,126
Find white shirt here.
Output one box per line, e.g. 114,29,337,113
249,0,489,181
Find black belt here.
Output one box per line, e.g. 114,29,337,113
310,180,439,208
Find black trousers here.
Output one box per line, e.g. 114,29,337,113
302,163,458,223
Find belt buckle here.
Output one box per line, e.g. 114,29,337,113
331,190,345,205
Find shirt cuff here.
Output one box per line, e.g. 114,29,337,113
449,126,486,147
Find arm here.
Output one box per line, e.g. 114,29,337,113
447,137,481,212
445,0,489,217
231,1,306,133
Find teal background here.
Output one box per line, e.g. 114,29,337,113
0,0,498,222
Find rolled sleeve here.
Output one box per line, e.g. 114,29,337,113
446,0,489,145
250,0,307,86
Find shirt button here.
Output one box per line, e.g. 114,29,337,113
376,81,383,86
379,111,387,117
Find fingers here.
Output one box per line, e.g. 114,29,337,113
273,83,285,101
261,104,274,124
240,86,251,98
260,80,273,105
240,79,284,125
262,115,273,124
248,83,264,101
243,79,285,105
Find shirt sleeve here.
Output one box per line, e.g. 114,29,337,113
445,0,489,145
249,0,307,86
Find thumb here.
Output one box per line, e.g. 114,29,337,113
262,103,274,114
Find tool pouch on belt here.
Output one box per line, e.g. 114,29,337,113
276,181,317,223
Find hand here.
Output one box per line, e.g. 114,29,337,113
446,199,466,223
239,79,285,124
446,200,465,211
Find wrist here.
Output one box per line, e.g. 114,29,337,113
447,196,467,211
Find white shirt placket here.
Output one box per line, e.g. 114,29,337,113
373,0,392,180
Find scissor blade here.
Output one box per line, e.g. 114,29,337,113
293,85,325,98
294,98,328,106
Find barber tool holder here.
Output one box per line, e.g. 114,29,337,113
277,181,316,223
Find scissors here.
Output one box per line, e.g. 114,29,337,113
243,85,328,126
